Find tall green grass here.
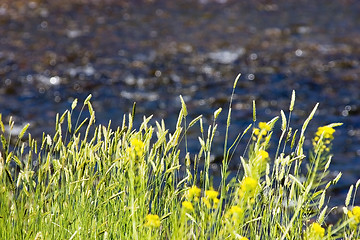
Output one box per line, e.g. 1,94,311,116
0,75,359,239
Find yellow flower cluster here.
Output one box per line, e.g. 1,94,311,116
253,122,271,141
258,150,269,159
307,222,325,239
187,185,201,202
203,188,220,209
347,206,360,224
144,214,161,228
182,186,200,214
182,201,194,212
205,189,218,199
315,126,335,140
183,185,220,212
126,137,145,163
225,205,243,224
239,177,258,199
130,138,144,156
312,125,336,152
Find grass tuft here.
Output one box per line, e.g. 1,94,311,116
0,75,359,239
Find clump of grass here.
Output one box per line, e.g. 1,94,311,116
0,74,359,239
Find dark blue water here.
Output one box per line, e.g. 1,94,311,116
1,0,360,205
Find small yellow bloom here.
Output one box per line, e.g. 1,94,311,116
203,189,220,209
182,201,194,212
252,128,260,141
239,177,258,198
348,206,360,224
352,206,360,222
239,237,249,240
258,150,269,159
203,198,211,209
259,122,271,131
229,206,243,215
313,125,337,152
253,122,271,141
225,206,243,224
241,177,258,192
316,126,335,139
309,222,325,238
130,138,145,156
144,214,161,228
188,185,201,201
205,189,218,200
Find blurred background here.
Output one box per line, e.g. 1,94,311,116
0,0,359,205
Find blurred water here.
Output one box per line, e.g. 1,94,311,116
0,0,360,205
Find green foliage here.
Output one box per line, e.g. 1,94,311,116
0,76,359,239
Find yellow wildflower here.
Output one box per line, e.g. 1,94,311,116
203,188,220,209
241,177,258,192
144,214,161,228
348,206,360,224
205,189,218,200
313,125,336,152
316,126,335,139
187,185,201,201
258,150,269,159
229,206,243,215
225,206,243,224
239,177,258,198
253,122,271,141
259,122,271,131
182,201,194,212
203,198,211,209
308,222,325,238
239,237,249,240
130,138,144,156
252,128,260,141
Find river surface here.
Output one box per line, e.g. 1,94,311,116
1,0,360,206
